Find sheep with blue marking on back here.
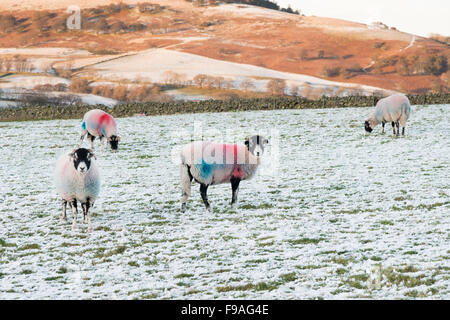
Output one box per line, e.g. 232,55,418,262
179,135,269,212
55,148,100,232
80,109,120,151
365,93,411,135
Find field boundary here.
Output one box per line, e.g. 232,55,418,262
0,93,449,122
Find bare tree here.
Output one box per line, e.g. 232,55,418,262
193,74,208,88
241,78,255,92
266,79,287,96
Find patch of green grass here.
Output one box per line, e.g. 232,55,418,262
295,265,323,270
330,256,356,266
240,203,274,210
216,272,297,293
92,281,105,287
18,244,40,251
279,272,297,282
20,269,33,275
246,259,268,264
404,251,418,255
398,265,418,273
217,281,278,292
0,239,16,247
370,256,382,261
379,220,394,226
287,238,324,245
45,276,63,281
128,261,140,267
57,266,68,274
174,273,194,279
336,268,348,275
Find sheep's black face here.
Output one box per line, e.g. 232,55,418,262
364,121,373,133
70,148,95,174
245,135,269,157
108,135,120,151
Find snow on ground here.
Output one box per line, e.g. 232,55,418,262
0,105,448,299
77,93,117,107
0,75,70,90
203,4,298,21
0,48,88,56
88,48,393,95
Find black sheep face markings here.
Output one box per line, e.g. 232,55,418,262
108,135,120,151
245,135,269,157
71,148,94,174
364,121,373,133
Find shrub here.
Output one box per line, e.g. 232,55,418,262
69,78,91,93
322,66,341,77
0,14,17,32
112,85,128,101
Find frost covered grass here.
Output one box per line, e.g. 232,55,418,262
0,104,448,299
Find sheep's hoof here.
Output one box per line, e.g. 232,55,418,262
231,203,237,209
205,206,213,213
181,203,186,213
61,216,67,222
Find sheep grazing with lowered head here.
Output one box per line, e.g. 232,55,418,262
55,148,100,232
179,135,269,212
80,109,120,151
365,93,411,135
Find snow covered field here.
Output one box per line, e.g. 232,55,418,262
0,105,448,299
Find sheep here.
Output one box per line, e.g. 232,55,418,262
55,148,100,232
179,135,269,212
79,109,120,151
365,93,411,135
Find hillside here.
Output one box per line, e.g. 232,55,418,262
0,0,448,105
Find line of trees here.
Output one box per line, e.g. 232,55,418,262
0,56,34,73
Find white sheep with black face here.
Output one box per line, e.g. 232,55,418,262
179,135,269,212
55,148,100,232
365,93,411,135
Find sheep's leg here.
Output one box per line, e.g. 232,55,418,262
69,199,78,231
61,199,67,221
88,133,95,150
79,130,87,147
100,136,104,153
200,184,211,212
395,122,400,136
81,202,87,223
391,122,396,135
180,164,192,213
230,178,241,208
84,199,92,232
402,126,405,136
381,121,385,134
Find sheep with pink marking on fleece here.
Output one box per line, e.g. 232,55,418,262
180,135,269,212
365,93,411,135
55,148,100,232
80,109,120,151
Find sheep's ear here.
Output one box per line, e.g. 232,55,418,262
87,149,96,160
244,140,249,146
69,150,77,159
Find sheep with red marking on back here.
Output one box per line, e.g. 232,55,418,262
80,109,120,151
179,135,269,212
